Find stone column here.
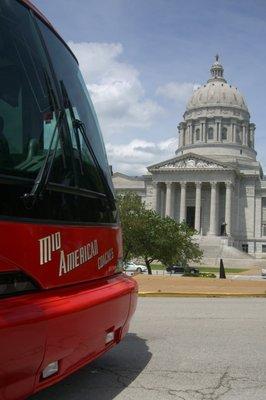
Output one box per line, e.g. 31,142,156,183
186,125,190,144
242,125,246,146
178,125,182,148
202,121,207,142
225,181,233,236
209,181,218,235
165,182,173,217
244,125,248,146
160,184,165,217
249,123,255,148
182,124,186,146
230,122,234,142
195,182,202,233
180,182,187,222
178,123,185,147
153,182,160,214
189,123,194,144
232,123,236,143
255,195,262,238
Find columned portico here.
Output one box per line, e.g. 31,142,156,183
153,176,233,238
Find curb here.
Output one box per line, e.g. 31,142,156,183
138,292,266,298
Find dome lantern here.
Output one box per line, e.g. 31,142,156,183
208,54,226,83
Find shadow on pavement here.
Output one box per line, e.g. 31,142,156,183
30,333,152,400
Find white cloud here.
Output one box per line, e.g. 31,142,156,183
67,41,186,175
156,81,200,104
68,41,164,136
106,137,178,175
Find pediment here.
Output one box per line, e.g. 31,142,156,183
148,153,233,172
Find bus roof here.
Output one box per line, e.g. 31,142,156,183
18,0,78,64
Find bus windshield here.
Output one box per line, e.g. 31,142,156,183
0,1,116,223
0,2,61,180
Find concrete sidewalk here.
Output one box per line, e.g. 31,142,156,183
134,275,266,297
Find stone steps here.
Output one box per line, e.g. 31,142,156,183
194,235,261,268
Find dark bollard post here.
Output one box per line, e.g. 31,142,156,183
219,258,226,279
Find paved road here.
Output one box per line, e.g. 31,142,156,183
31,298,266,400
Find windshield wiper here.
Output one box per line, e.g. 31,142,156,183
22,109,63,208
60,81,116,208
22,68,65,208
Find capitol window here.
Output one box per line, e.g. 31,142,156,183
208,127,214,140
222,127,227,140
196,129,200,141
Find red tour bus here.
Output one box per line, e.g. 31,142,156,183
0,1,138,399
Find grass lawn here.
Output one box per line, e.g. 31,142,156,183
199,267,247,274
151,263,165,270
151,264,247,274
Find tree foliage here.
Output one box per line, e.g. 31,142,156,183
117,192,202,274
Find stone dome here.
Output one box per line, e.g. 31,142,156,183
187,81,248,112
186,55,249,113
177,55,256,162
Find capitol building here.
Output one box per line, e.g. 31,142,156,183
113,57,266,264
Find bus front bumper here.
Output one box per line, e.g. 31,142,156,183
0,274,138,400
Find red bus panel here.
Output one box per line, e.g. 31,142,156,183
0,221,123,289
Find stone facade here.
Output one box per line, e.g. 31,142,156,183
112,56,266,260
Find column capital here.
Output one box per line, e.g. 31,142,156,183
225,181,233,189
165,181,172,188
180,181,187,188
210,181,217,189
195,181,202,189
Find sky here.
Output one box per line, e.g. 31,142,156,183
34,0,266,175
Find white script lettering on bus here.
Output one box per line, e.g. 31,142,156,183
38,232,114,276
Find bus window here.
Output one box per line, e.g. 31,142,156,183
0,2,68,181
36,19,115,196
0,1,76,221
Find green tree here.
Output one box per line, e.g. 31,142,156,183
117,192,202,274
117,192,145,262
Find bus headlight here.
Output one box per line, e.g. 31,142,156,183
0,272,39,297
